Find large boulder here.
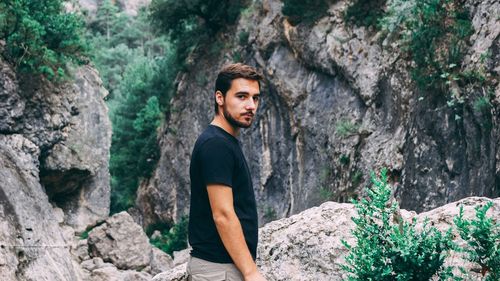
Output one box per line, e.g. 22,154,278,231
153,197,499,280
87,212,153,270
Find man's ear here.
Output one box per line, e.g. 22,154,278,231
215,91,224,106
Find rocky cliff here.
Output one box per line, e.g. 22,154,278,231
136,0,499,227
0,55,111,279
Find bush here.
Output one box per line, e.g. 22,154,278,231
282,0,331,25
0,0,87,79
342,168,455,280
344,0,387,28
454,201,500,280
380,0,473,96
150,216,189,255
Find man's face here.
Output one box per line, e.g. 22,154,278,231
217,78,260,129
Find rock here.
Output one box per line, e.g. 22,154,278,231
0,55,112,278
150,197,497,280
87,212,152,270
0,135,84,281
256,197,499,280
150,247,174,275
41,65,111,232
137,0,500,229
152,263,188,281
90,266,123,281
257,202,357,280
172,248,191,266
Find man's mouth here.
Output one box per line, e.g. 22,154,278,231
242,113,254,118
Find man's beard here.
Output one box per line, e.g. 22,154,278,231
223,105,252,129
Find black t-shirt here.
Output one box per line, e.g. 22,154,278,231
188,125,258,263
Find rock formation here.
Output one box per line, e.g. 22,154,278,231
0,54,111,279
136,0,500,229
153,197,499,281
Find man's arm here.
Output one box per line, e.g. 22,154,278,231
207,185,266,281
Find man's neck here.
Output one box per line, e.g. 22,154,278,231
211,114,239,137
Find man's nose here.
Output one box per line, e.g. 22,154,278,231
245,99,256,110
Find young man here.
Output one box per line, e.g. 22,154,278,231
187,63,267,281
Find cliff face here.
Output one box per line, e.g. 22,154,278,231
0,57,111,279
137,0,499,226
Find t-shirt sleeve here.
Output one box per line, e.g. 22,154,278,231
198,138,235,188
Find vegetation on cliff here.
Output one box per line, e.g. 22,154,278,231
0,0,87,79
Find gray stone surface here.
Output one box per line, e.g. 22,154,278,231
41,65,111,232
0,56,111,279
152,263,188,281
150,247,174,275
152,197,498,280
137,0,500,229
0,134,84,281
87,211,152,270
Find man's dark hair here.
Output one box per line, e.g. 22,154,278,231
214,63,263,113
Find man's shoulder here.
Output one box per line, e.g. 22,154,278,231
193,130,235,156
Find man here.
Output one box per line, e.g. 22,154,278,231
187,63,267,281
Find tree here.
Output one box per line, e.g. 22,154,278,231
0,0,87,78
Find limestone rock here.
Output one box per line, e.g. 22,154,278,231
151,197,498,280
152,263,188,281
150,247,174,275
41,65,111,232
0,134,84,281
173,248,191,266
88,211,152,270
137,0,500,230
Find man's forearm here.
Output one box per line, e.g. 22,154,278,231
213,211,258,277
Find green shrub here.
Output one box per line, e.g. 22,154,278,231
342,168,455,280
380,0,473,97
344,0,386,28
335,119,360,138
454,201,500,280
282,0,331,25
0,0,87,79
150,216,189,255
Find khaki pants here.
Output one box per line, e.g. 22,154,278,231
187,257,244,281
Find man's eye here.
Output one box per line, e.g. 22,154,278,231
253,96,260,101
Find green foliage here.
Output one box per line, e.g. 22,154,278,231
351,170,363,187
238,30,250,46
335,119,360,137
282,0,331,25
109,58,166,213
342,168,455,280
319,186,334,200
263,206,277,221
149,0,248,63
339,154,350,165
150,216,189,255
380,0,473,98
0,0,87,79
84,2,177,214
454,202,500,280
344,0,386,28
